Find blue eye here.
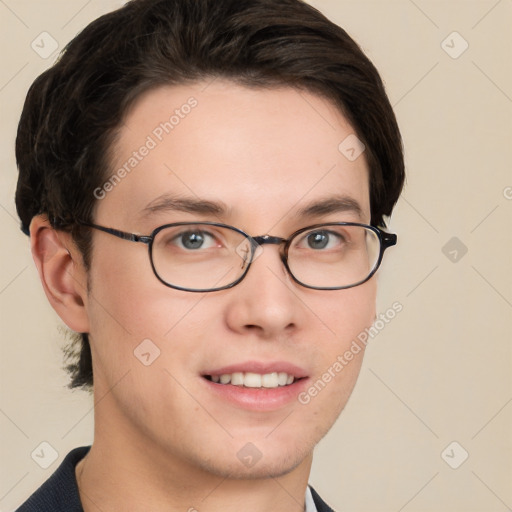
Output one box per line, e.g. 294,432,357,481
303,230,343,250
307,231,329,249
175,230,217,250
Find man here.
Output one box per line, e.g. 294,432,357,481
15,0,404,510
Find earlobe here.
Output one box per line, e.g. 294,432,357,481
30,215,90,333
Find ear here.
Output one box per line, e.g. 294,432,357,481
30,215,90,333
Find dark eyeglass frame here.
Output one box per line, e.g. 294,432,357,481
79,221,397,292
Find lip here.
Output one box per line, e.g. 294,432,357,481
200,360,309,412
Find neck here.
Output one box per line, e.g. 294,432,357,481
76,412,312,512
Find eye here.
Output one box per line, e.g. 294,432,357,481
173,230,218,250
302,230,343,250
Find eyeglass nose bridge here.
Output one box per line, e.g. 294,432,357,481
251,235,286,246
240,234,288,270
250,235,288,260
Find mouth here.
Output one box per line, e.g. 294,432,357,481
203,372,303,388
200,361,309,410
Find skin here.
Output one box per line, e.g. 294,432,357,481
31,81,376,512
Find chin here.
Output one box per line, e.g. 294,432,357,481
172,429,314,480
195,448,310,480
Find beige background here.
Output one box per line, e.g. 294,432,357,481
1,1,511,511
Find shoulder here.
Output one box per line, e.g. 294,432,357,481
15,446,90,512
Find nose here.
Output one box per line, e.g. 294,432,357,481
224,241,301,339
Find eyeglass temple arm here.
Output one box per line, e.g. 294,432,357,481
82,223,152,244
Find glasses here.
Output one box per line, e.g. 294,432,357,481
81,221,397,292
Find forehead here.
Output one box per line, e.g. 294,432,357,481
97,81,370,229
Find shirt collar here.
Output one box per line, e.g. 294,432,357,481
305,485,319,512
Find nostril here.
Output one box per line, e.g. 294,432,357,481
243,324,263,332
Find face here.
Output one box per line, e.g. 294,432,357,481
85,81,376,479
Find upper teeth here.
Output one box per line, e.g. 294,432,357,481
210,372,295,388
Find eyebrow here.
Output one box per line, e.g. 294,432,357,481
140,194,227,218
296,195,364,220
140,193,364,221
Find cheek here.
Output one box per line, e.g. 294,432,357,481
87,238,195,334
318,278,377,345
84,245,197,375
85,246,226,389
301,280,376,409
